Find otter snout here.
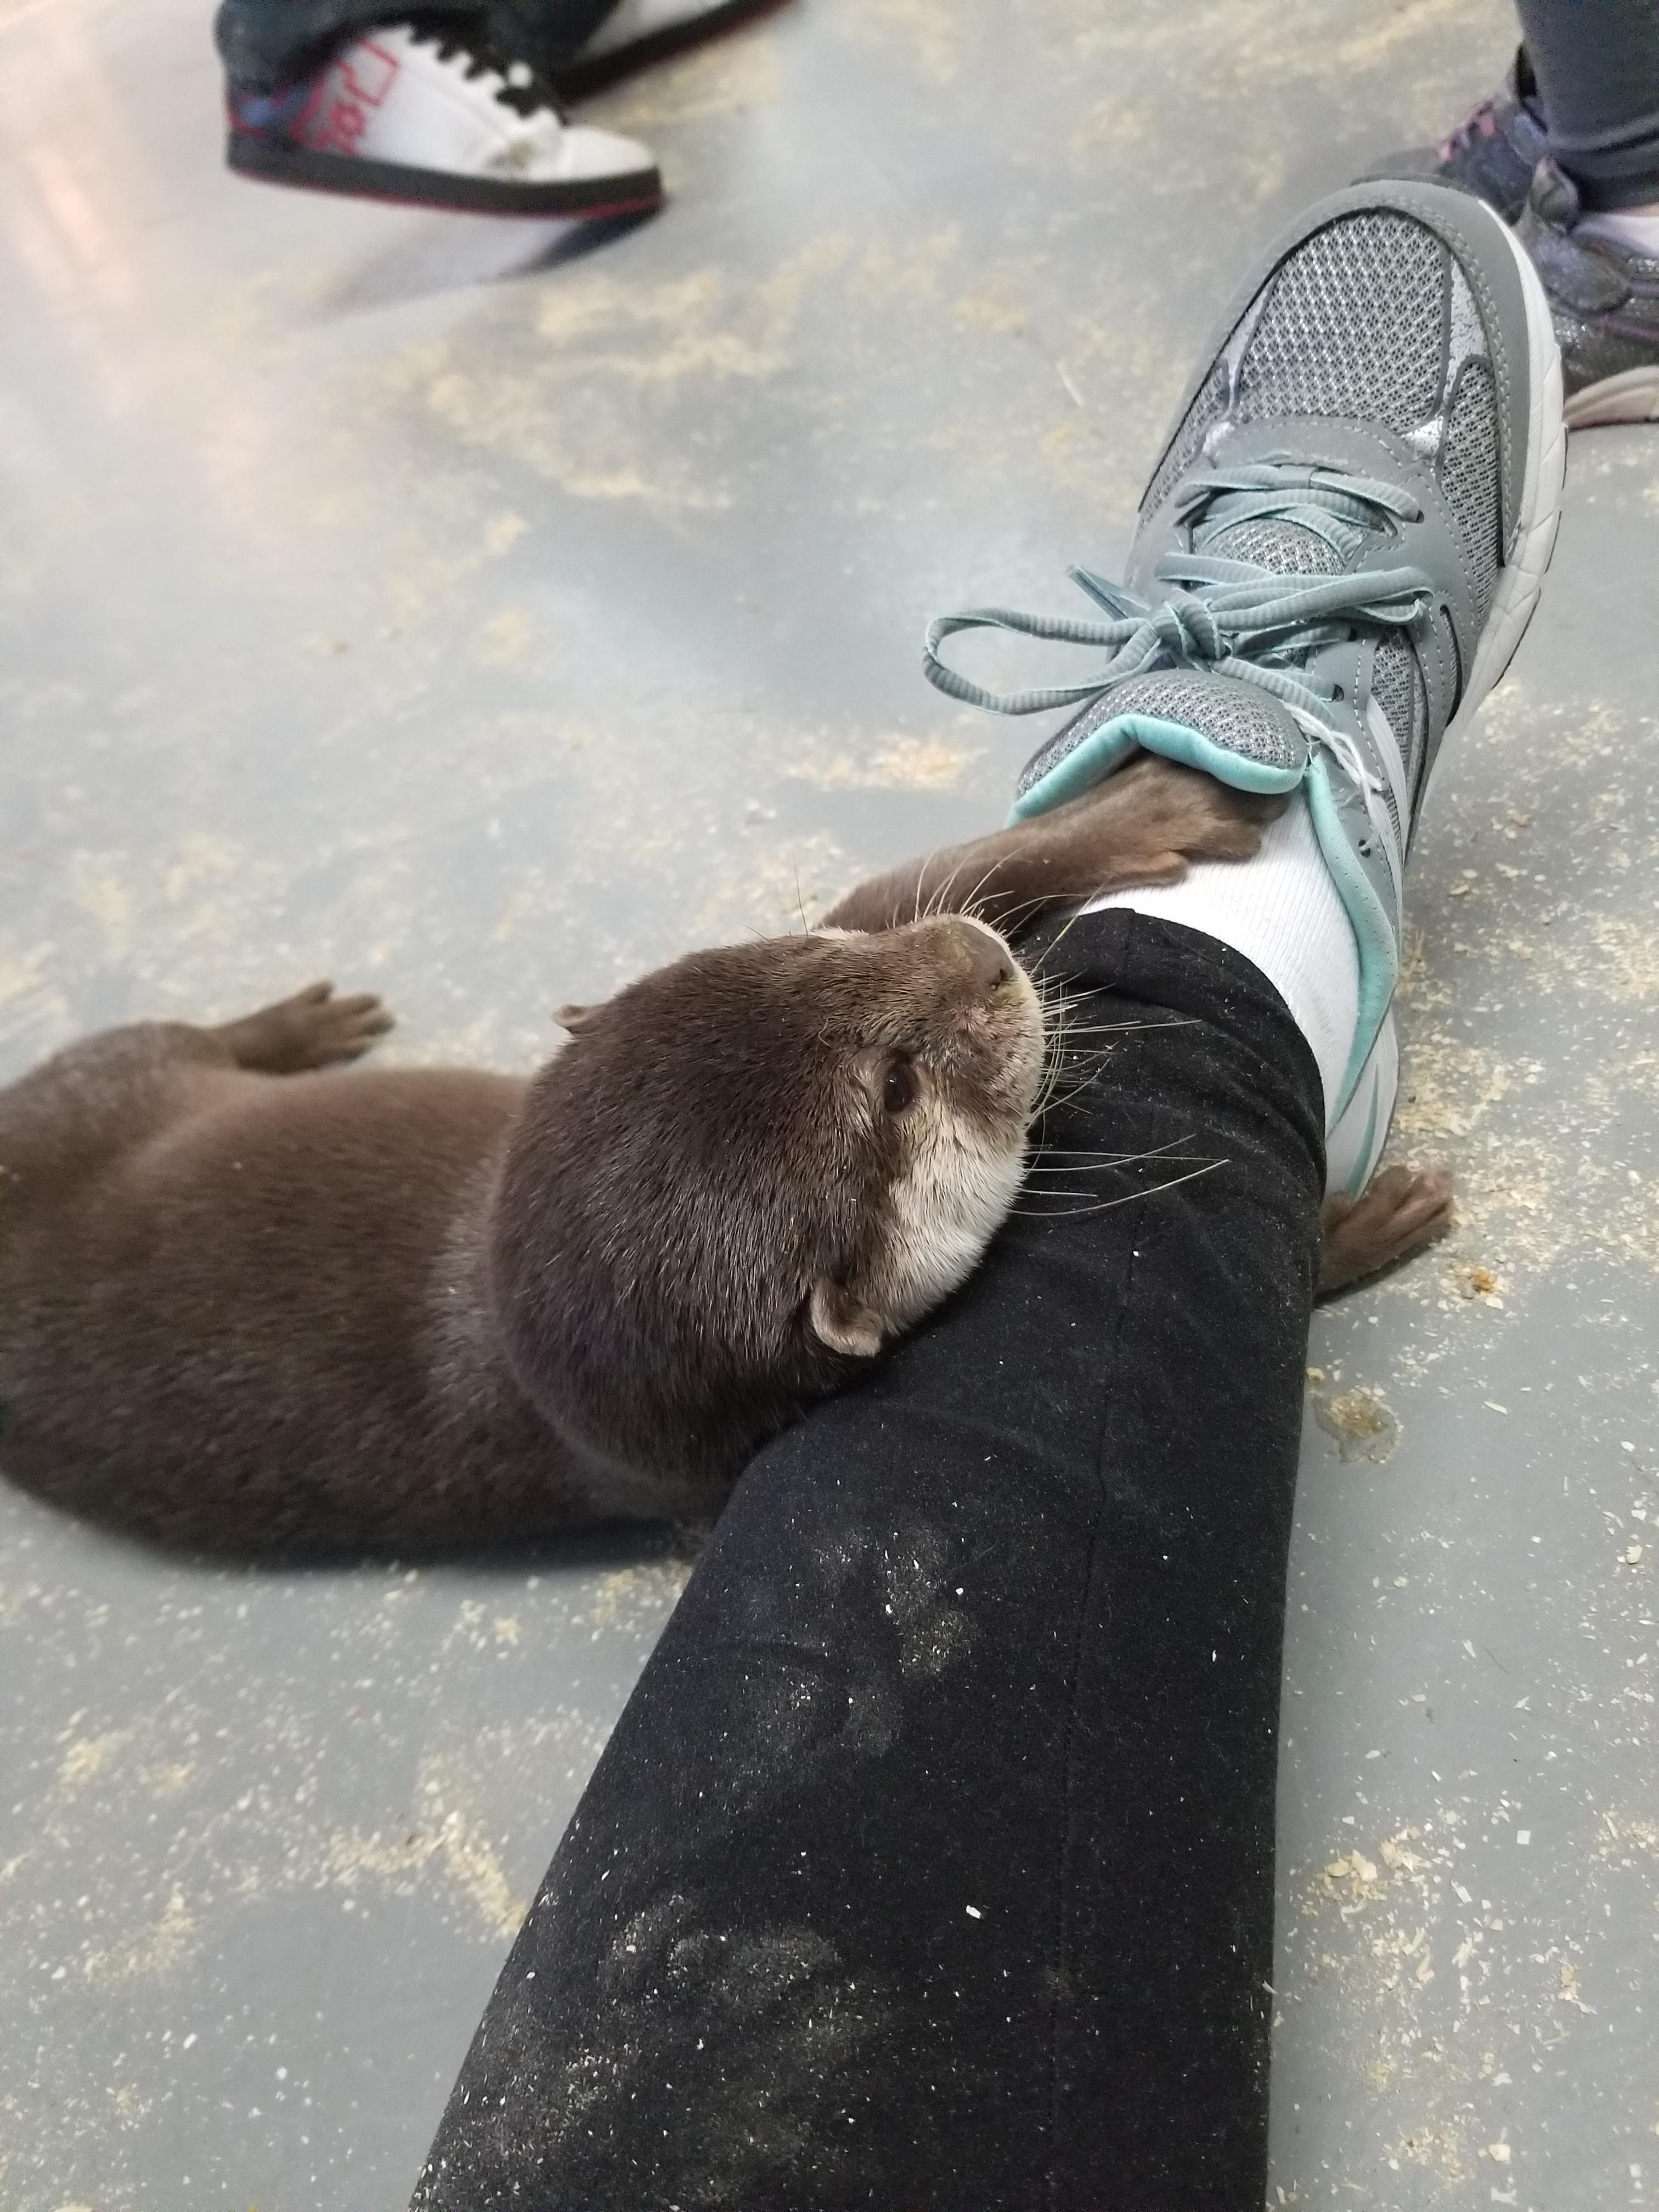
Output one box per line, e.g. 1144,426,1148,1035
943,915,1017,997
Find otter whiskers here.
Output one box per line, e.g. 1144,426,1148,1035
1007,1159,1230,1220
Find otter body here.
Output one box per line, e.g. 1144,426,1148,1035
0,930,1032,1553
0,930,1042,1551
0,760,1443,1554
0,1022,585,1548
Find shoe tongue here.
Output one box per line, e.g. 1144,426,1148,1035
404,10,557,111
1201,514,1342,576
1016,669,1307,805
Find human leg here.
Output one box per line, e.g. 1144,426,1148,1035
1364,1,1659,218
210,0,461,94
411,908,1324,2211
411,177,1559,2206
1514,0,1659,212
508,0,791,97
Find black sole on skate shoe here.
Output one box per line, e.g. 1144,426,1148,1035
549,0,788,98
226,131,663,219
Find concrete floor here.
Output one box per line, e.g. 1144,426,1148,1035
2,0,1657,2204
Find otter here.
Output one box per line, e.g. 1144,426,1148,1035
0,758,1447,1555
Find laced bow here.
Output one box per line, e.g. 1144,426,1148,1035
923,460,1435,736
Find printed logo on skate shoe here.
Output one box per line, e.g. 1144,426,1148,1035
296,40,399,157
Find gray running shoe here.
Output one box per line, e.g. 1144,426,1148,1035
924,182,1564,1122
1520,158,1659,428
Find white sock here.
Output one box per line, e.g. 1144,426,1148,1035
1579,207,1659,257
1082,791,1359,1125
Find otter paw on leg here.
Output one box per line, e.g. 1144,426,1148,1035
1056,755,1290,893
1318,1164,1453,1296
212,981,394,1074
1150,763,1289,864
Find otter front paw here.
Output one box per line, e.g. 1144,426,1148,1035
1058,754,1289,895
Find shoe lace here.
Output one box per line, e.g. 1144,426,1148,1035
403,13,563,119
923,458,1434,841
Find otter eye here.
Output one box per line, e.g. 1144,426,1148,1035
882,1058,918,1116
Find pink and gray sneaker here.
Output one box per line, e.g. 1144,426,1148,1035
1363,46,1659,430
227,15,661,218
1361,46,1549,227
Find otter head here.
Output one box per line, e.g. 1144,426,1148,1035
488,915,1045,1487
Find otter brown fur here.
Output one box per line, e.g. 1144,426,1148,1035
0,758,1446,1555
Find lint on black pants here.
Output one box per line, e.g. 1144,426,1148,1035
410,909,1325,2212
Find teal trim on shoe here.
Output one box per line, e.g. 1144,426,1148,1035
1012,713,1400,1128
1007,719,1139,822
1009,713,1305,825
1013,724,1401,1126
1305,755,1399,1120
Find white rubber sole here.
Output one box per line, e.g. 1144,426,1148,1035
1564,363,1659,430
1447,201,1567,749
1362,204,1562,1175
1324,1010,1398,1198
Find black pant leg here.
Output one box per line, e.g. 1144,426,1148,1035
410,912,1324,2212
1518,0,1659,207
212,0,479,94
213,0,616,94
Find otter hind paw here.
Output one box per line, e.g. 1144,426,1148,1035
215,981,394,1074
1318,1164,1453,1296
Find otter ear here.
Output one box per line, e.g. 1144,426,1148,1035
810,1280,886,1359
555,1002,600,1035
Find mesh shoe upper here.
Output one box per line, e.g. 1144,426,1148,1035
923,182,1559,1118
1135,209,1502,710
1143,211,1448,518
981,199,1514,831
